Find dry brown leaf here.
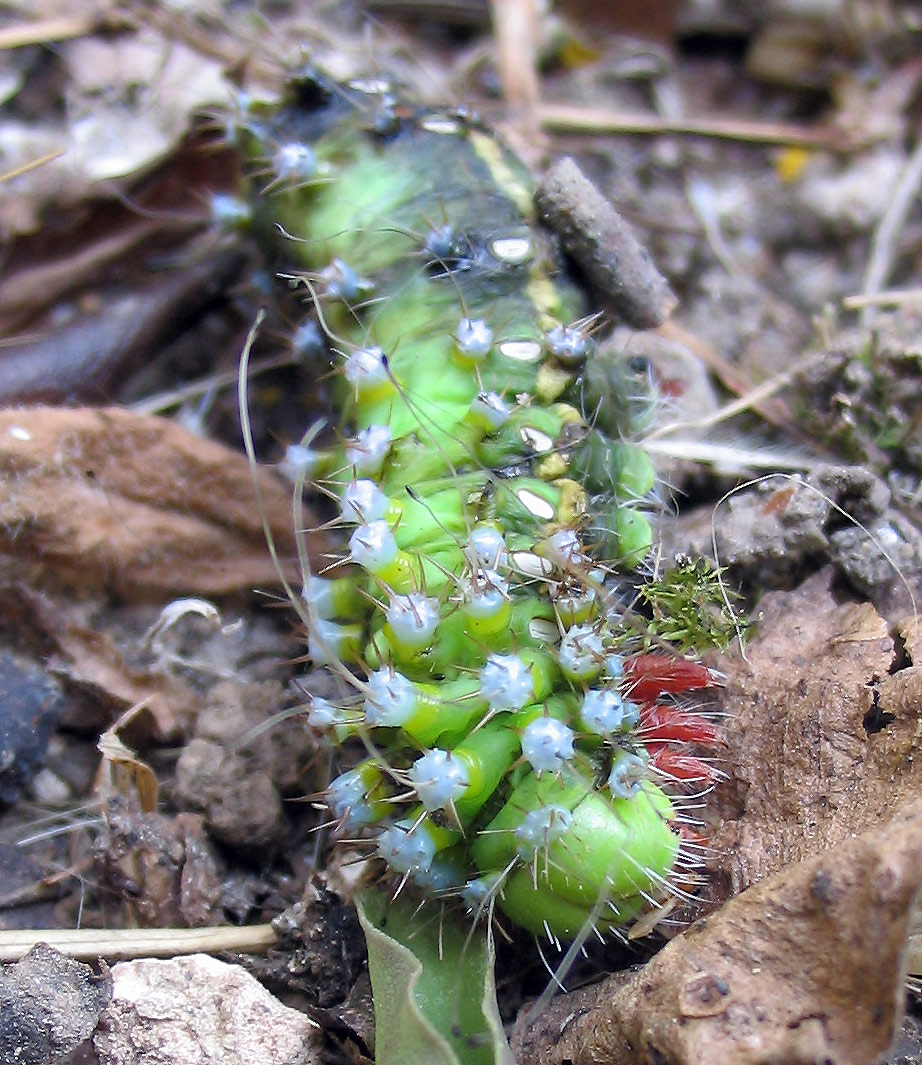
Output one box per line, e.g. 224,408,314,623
53,620,198,742
0,27,231,236
97,702,161,812
0,406,320,596
0,580,200,742
513,802,922,1065
705,567,914,898
898,615,922,663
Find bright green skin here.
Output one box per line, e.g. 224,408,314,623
471,774,677,936
248,80,674,940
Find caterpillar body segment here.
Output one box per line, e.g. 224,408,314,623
241,71,721,940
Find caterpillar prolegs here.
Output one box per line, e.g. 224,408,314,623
239,71,724,941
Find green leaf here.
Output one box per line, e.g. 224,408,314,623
357,887,514,1065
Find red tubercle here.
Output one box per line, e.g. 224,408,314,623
637,704,722,747
647,744,721,785
623,654,717,701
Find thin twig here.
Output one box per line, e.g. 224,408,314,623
645,352,820,442
0,16,114,49
860,138,922,326
490,0,541,131
0,149,65,184
656,320,802,438
0,219,171,331
539,103,851,150
130,353,297,416
0,923,277,963
843,288,922,311
642,438,814,471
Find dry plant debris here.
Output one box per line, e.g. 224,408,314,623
0,244,247,405
513,802,922,1065
93,802,224,930
0,26,230,236
54,616,198,742
0,406,315,595
0,580,267,746
707,568,922,897
535,156,678,328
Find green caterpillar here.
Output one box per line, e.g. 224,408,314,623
235,70,721,941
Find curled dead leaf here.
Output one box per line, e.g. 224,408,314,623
898,615,922,664
513,802,922,1065
52,618,198,741
0,580,203,741
0,406,322,595
97,701,160,812
706,567,914,897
